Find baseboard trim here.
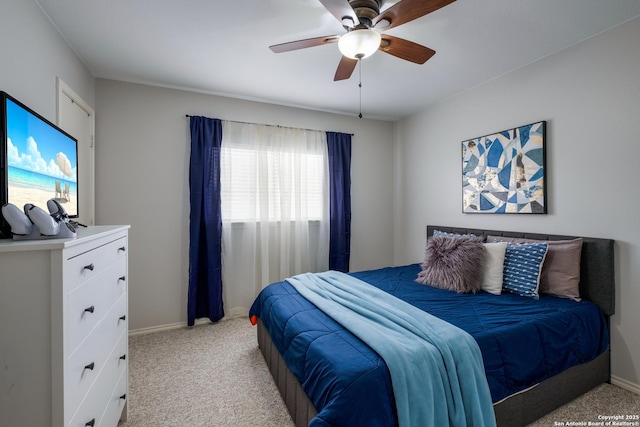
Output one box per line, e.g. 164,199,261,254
129,313,247,336
611,375,640,395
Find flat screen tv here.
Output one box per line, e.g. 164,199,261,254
0,91,79,238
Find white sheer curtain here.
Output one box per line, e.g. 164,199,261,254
220,121,330,313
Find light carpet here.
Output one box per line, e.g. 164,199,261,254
119,317,638,427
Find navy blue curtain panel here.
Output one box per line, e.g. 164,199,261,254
326,132,352,272
188,116,224,326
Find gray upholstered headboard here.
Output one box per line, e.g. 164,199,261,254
427,226,615,316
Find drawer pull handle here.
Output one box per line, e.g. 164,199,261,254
118,275,126,282
85,419,96,427
119,315,126,322
83,263,95,271
119,354,127,361
84,305,95,314
84,362,95,371
118,246,126,253
120,393,127,400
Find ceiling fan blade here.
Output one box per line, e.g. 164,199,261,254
319,0,359,28
373,0,456,30
270,35,340,53
334,56,358,81
378,35,436,64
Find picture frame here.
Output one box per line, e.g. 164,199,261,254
462,121,546,214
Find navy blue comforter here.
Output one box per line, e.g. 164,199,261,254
249,264,609,427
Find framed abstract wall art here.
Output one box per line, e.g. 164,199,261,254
462,121,546,214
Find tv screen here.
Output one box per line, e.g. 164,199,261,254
1,91,78,237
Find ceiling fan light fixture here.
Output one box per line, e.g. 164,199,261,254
338,29,381,60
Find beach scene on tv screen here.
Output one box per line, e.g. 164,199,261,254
6,99,78,216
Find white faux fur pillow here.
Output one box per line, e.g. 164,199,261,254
480,242,507,295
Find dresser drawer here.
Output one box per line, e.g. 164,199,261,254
66,257,127,354
98,367,128,426
66,294,127,417
65,237,128,293
67,328,127,427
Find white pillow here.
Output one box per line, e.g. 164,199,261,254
480,242,507,295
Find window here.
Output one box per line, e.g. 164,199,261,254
220,123,328,223
219,121,330,308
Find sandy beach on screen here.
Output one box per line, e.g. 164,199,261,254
7,184,77,216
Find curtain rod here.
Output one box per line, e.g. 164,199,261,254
185,114,353,136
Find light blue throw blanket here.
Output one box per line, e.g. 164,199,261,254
286,271,496,427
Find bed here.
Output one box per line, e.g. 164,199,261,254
249,225,615,426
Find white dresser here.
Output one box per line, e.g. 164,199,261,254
0,225,130,427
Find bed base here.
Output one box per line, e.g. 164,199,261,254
258,320,610,427
257,320,317,426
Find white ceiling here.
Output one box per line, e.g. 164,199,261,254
36,0,640,121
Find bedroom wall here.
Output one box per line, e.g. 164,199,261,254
0,0,95,122
393,17,640,392
94,80,395,331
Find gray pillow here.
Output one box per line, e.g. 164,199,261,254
416,235,485,293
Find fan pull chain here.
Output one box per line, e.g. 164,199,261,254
358,59,363,119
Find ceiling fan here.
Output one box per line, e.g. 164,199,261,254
269,0,456,81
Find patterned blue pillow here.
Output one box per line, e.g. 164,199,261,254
502,242,549,299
